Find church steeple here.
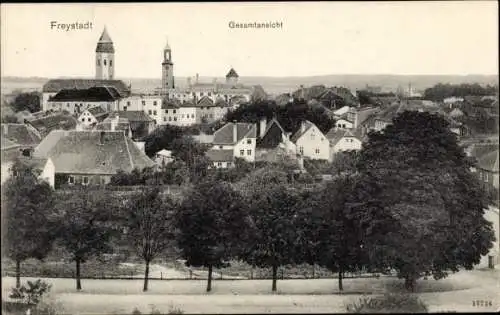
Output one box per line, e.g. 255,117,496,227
162,37,174,93
95,26,115,80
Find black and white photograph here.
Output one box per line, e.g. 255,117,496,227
1,1,498,314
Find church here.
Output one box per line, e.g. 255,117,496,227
42,27,131,113
42,27,266,128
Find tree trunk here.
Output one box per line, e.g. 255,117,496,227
207,265,213,292
338,269,343,292
404,276,416,292
15,260,21,288
143,260,150,292
76,259,82,291
272,264,278,292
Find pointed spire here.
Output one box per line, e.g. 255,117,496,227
99,26,113,43
96,26,115,53
164,37,171,50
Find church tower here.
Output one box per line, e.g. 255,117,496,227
162,40,174,94
95,27,115,80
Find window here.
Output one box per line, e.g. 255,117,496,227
68,176,75,184
191,114,194,118
247,150,252,156
217,162,222,167
227,162,232,167
315,148,320,154
110,60,113,67
169,117,172,121
219,145,223,149
127,101,131,106
299,146,304,154
165,109,168,114
343,124,346,128
123,106,127,111
240,150,244,156
153,101,157,106
174,117,177,121
81,118,85,122
97,59,100,66
148,110,152,115
87,118,91,122
153,110,157,115
247,139,252,144
484,172,489,182
310,134,315,140
142,101,146,106
163,117,166,121
104,59,107,66
173,110,176,114
67,103,70,107
82,176,89,185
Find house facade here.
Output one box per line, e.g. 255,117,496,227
77,106,109,128
33,130,155,188
326,129,363,159
206,122,257,168
46,86,122,115
291,120,329,161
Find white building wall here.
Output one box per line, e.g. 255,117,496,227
295,126,330,160
233,137,256,162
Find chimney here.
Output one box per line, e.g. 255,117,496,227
259,117,267,138
99,131,105,145
195,73,199,84
233,121,237,143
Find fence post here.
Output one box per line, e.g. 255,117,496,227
189,269,193,279
161,272,163,280
281,268,284,280
220,272,223,280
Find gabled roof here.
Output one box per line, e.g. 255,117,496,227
213,122,257,145
290,120,315,143
108,111,154,122
326,128,363,147
50,87,122,102
477,150,499,172
87,106,108,117
206,149,234,162
43,79,130,97
26,113,78,137
197,96,214,107
1,123,41,147
333,106,351,116
262,118,285,138
226,68,239,78
33,130,155,175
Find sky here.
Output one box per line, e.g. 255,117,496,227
1,2,498,79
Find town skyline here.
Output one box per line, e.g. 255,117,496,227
1,2,498,79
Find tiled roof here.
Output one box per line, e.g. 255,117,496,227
197,96,214,107
26,113,78,137
326,129,362,147
33,130,67,158
477,150,499,172
42,79,130,96
87,106,107,117
290,120,315,143
226,68,239,78
96,117,131,132
262,118,285,138
33,130,155,175
108,111,154,122
1,124,41,147
50,87,121,102
206,149,234,162
213,123,257,145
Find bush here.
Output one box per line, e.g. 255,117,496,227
346,293,428,313
9,279,52,305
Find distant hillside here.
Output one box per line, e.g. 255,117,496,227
2,74,498,97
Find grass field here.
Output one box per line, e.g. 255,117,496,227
2,267,499,314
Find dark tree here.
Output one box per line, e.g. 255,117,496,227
176,180,249,292
126,188,177,291
297,176,365,291
142,124,185,157
348,111,495,291
8,92,41,113
2,159,55,288
242,184,301,292
53,187,118,290
170,136,209,169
